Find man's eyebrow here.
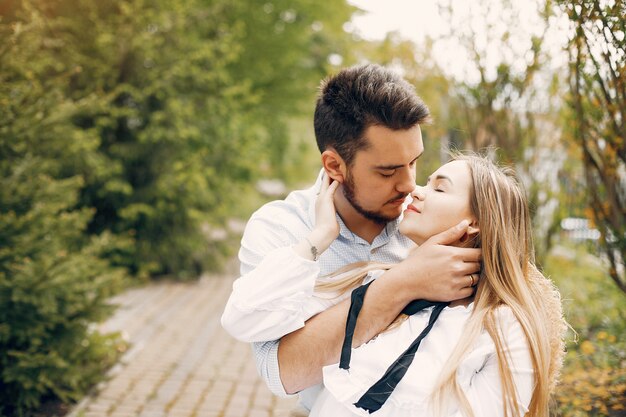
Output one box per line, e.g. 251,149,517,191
374,155,421,170
426,174,454,185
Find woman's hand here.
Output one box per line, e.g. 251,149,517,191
294,172,340,261
312,172,340,246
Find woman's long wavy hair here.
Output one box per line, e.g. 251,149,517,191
315,153,562,417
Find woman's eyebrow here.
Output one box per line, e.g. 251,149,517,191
426,174,454,185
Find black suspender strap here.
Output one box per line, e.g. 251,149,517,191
338,282,449,413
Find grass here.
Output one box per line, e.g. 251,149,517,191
544,244,626,416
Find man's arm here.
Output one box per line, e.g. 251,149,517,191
278,220,481,394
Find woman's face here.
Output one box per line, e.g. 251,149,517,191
399,160,476,245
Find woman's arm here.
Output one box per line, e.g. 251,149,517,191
221,245,322,343
221,179,340,343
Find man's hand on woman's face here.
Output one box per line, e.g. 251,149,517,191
395,220,482,302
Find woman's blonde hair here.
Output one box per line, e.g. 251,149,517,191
315,153,566,417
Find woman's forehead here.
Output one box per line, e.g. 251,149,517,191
432,160,469,178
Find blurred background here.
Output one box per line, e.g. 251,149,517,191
0,0,624,415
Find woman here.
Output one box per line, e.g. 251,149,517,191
308,154,566,416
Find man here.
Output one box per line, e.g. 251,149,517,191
222,64,481,412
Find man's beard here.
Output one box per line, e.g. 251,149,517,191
343,173,404,226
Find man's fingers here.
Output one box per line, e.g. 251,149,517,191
463,249,482,263
456,261,481,275
428,220,470,245
456,287,475,299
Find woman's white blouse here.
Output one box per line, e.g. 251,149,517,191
311,304,535,417
221,248,534,417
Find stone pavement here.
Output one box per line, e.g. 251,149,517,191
68,263,299,417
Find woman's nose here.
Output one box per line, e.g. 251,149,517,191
411,185,426,201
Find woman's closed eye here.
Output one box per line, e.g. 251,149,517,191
425,178,445,192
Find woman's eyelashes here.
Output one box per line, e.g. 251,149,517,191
424,178,445,193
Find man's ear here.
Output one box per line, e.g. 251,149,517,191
321,149,346,183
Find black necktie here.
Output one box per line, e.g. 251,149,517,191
339,281,449,414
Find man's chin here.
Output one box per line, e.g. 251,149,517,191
370,208,403,224
384,204,405,219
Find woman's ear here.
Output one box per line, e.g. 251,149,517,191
459,220,479,246
467,220,480,238
321,149,346,183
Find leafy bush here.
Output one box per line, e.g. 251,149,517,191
0,8,127,414
0,168,127,415
0,0,357,413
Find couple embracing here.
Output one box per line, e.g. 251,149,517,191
222,64,567,417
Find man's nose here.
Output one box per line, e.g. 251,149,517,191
396,168,416,194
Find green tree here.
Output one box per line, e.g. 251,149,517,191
435,0,564,262
221,0,357,181
557,0,626,293
37,0,262,278
9,0,358,279
0,4,126,414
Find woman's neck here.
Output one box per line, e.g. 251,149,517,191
449,296,474,308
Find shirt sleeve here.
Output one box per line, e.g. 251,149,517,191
221,245,320,343
251,340,289,397
221,210,314,397
449,308,534,417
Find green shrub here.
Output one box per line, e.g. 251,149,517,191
0,165,126,416
0,0,357,412
0,8,126,414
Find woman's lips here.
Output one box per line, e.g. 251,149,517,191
405,204,420,213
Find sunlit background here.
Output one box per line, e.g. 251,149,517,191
1,0,624,415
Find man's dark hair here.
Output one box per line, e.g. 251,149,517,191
313,63,431,166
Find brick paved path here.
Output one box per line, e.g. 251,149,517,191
68,263,298,417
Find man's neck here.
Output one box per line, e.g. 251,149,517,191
334,193,387,244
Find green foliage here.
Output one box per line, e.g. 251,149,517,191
0,0,358,413
32,0,261,278
431,0,568,264
545,246,626,416
0,0,357,279
555,0,626,294
0,6,128,413
221,0,356,179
